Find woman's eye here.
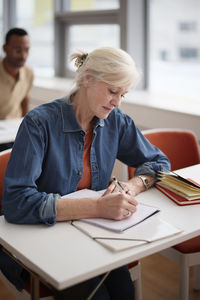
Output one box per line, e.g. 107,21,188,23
109,90,117,94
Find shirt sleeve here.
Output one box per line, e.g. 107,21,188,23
2,115,59,225
116,111,170,177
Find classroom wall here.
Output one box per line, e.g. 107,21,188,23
30,79,200,141
120,100,200,140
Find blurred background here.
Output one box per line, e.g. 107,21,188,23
0,0,199,143
1,0,200,98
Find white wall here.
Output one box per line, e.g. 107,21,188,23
30,79,200,141
121,96,200,141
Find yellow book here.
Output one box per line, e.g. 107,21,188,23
157,170,200,200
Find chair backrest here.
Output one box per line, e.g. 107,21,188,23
0,148,55,299
0,149,12,212
128,128,200,179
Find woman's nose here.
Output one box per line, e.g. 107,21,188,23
110,94,121,107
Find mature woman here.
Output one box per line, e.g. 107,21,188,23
2,47,170,299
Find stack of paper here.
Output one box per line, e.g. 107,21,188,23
72,217,182,252
156,170,200,205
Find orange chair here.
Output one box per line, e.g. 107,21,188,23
128,128,200,300
0,149,12,214
0,149,54,300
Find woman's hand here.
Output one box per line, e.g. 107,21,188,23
104,175,156,197
56,176,156,222
97,192,138,220
97,175,156,220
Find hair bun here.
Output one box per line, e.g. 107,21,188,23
74,53,88,69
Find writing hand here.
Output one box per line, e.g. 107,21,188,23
97,192,138,220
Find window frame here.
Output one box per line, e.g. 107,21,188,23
54,0,128,77
1,0,16,40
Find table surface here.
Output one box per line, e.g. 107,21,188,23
0,118,22,144
0,164,199,290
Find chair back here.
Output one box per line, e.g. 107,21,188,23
0,149,12,212
128,129,200,178
0,148,55,299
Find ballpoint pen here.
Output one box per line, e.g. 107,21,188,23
112,176,125,193
112,176,131,217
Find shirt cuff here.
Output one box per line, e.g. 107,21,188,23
134,162,166,178
39,193,60,225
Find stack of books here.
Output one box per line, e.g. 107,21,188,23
156,170,200,206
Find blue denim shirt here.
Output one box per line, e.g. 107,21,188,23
2,98,170,225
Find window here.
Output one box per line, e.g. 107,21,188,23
1,0,144,85
179,48,199,59
149,0,200,98
16,0,54,77
0,0,3,56
55,0,125,77
67,24,120,72
60,0,119,11
179,22,197,32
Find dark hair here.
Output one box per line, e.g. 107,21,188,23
5,28,28,44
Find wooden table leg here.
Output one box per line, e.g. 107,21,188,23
31,273,40,300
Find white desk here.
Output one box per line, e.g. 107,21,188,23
0,164,199,295
0,118,22,144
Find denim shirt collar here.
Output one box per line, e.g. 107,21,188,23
61,97,104,132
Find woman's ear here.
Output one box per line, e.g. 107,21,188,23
83,72,94,87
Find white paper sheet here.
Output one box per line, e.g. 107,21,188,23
62,189,160,232
72,216,182,252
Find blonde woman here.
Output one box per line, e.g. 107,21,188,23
2,47,170,299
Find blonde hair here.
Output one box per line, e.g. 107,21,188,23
68,47,141,95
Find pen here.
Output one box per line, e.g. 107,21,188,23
112,176,125,193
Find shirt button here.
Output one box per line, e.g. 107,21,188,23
78,170,82,176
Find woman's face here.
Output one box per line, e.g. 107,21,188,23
85,79,130,119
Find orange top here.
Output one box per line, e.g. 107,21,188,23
77,130,93,190
0,150,11,210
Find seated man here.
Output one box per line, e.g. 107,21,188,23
0,27,34,151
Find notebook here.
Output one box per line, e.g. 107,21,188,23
62,189,160,232
157,170,200,200
72,216,182,252
63,189,182,252
156,184,200,206
80,203,160,232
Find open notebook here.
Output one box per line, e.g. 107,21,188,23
62,189,160,232
63,189,182,251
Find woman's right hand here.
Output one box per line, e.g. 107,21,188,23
97,192,138,220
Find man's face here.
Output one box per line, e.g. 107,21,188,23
3,34,30,68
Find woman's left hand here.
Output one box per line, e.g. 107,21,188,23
103,175,155,197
